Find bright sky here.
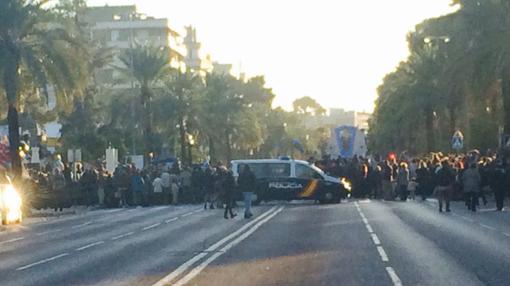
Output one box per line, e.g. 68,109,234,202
87,0,456,112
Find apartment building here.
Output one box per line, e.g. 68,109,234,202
80,5,186,87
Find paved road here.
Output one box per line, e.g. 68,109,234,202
0,199,509,286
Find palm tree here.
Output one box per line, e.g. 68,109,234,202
119,44,170,158
0,0,80,177
163,70,202,165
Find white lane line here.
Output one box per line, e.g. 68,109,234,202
71,221,93,229
16,253,69,271
377,246,389,262
480,223,496,231
0,237,24,244
386,267,403,286
362,218,369,224
152,206,279,286
36,229,62,236
171,207,285,286
165,217,179,224
180,212,194,218
366,224,374,233
111,231,135,241
371,233,381,245
75,241,104,251
104,208,125,214
143,223,162,231
503,232,510,237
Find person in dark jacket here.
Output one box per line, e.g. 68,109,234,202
238,165,256,219
203,167,216,209
436,160,455,212
131,171,145,206
462,163,481,212
491,160,507,211
221,169,237,219
416,161,431,201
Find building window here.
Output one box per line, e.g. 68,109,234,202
118,30,130,41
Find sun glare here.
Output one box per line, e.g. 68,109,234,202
87,0,455,112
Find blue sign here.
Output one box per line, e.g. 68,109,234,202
334,126,356,158
452,131,464,150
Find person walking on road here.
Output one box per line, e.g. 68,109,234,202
161,169,171,205
416,161,431,201
238,165,256,219
396,163,410,201
491,159,507,211
131,170,145,206
203,167,216,209
382,160,394,200
221,168,237,219
436,160,455,212
462,163,481,212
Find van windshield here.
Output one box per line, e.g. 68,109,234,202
296,163,324,180
239,163,291,178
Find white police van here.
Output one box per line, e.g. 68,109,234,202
231,158,347,204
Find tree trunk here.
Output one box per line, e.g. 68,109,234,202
502,67,510,134
4,56,21,178
225,128,232,164
208,137,216,164
425,107,436,152
7,104,21,178
141,84,153,163
179,116,187,166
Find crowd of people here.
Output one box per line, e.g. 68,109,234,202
27,156,257,219
25,149,510,216
314,150,509,212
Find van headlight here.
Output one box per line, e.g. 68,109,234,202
340,178,352,192
2,184,23,223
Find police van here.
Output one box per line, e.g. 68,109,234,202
231,158,347,204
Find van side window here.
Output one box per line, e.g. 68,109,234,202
239,163,290,178
268,163,290,178
296,164,321,179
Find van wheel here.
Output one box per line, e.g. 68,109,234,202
320,192,335,204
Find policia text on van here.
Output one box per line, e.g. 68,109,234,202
231,158,348,204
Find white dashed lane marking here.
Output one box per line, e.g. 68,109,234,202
354,201,401,286
142,223,161,231
0,237,24,244
377,246,389,262
180,212,194,218
37,229,62,236
16,253,69,271
75,241,104,251
111,232,135,241
71,221,93,229
371,233,381,245
386,267,403,286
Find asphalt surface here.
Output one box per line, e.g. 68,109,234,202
0,198,509,286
